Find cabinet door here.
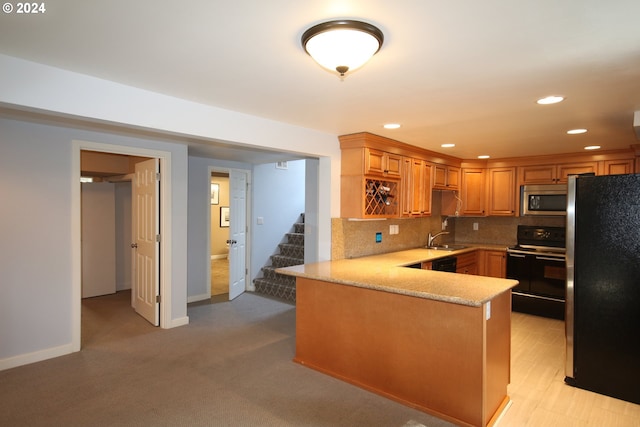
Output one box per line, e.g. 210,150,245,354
460,168,485,216
487,167,516,216
400,157,413,217
456,251,478,275
385,153,403,177
433,164,447,188
556,162,597,183
519,165,556,184
601,159,634,176
365,148,386,175
421,162,433,215
482,250,506,278
446,166,460,191
410,159,425,215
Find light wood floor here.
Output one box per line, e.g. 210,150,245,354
501,312,640,427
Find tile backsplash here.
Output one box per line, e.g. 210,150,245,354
331,192,566,260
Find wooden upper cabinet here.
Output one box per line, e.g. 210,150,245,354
520,162,597,184
487,167,516,216
460,168,485,216
401,158,432,217
433,165,460,191
365,148,402,178
400,157,413,217
556,162,597,182
600,159,635,176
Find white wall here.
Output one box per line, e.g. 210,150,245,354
114,182,132,291
251,160,306,281
0,117,189,370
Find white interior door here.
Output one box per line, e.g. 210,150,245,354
81,182,116,298
228,170,247,300
132,158,159,325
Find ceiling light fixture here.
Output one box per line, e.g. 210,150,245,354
584,145,601,150
536,95,565,105
301,20,384,78
384,123,401,129
567,128,588,134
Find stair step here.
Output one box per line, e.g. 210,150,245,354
286,232,304,246
270,254,304,268
278,243,304,259
253,278,296,303
261,266,297,287
293,223,305,234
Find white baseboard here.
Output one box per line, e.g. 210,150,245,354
187,293,210,303
0,343,75,372
169,316,189,328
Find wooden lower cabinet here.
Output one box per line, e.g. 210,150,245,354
457,251,479,274
295,277,511,427
479,250,507,278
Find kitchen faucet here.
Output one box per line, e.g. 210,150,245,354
427,231,450,247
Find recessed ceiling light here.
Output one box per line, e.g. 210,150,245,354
441,143,455,148
383,123,401,129
536,95,565,105
478,155,490,159
567,128,587,134
584,145,601,150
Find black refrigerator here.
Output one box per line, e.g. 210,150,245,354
565,173,640,404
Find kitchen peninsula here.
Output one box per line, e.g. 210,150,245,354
278,247,518,427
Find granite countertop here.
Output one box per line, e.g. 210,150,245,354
277,245,518,307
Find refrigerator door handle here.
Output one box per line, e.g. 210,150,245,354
565,175,577,380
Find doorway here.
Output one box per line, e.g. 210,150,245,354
207,167,251,301
210,172,230,297
72,140,173,352
80,152,160,323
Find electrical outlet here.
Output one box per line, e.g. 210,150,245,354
473,222,479,231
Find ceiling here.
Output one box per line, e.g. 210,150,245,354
1,0,640,161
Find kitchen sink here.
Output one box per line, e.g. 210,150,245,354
425,244,467,251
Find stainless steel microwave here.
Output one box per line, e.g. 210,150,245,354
520,184,567,216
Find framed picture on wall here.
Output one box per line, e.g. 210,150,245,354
220,206,230,227
210,183,219,205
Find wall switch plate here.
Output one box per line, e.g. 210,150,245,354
389,224,399,235
257,217,264,225
376,232,382,243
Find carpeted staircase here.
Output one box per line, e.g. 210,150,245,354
253,214,304,303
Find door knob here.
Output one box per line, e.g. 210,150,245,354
226,240,237,245
131,243,138,249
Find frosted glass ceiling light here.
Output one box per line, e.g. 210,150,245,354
536,95,565,105
302,20,384,78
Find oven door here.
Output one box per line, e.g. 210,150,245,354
506,251,530,293
530,254,566,299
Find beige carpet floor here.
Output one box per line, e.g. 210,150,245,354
0,291,451,427
211,258,229,296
